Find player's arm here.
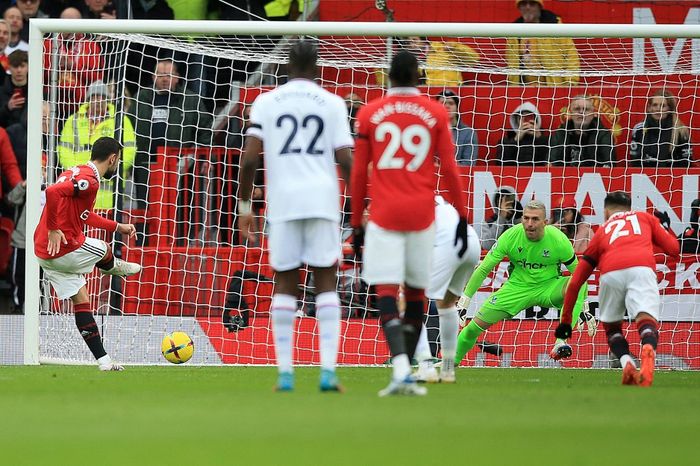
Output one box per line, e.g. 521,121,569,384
435,111,470,258
350,109,370,258
557,256,595,332
457,233,509,308
237,134,262,241
333,100,354,188
650,212,681,260
44,178,81,256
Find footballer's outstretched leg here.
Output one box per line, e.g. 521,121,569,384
603,321,640,384
637,314,659,387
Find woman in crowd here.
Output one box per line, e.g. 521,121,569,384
629,89,692,167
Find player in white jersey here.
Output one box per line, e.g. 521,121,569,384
409,196,481,383
237,41,354,392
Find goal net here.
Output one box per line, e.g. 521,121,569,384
22,20,700,369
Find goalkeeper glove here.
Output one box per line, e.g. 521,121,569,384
352,227,365,261
456,294,471,311
579,302,597,337
454,217,469,258
554,323,573,340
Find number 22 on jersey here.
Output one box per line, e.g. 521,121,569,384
605,213,641,244
375,122,431,171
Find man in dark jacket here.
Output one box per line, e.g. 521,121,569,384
497,101,549,165
549,95,616,167
127,58,212,208
0,50,28,128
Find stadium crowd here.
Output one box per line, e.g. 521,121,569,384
0,0,698,316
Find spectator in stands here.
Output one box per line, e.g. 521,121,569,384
17,0,49,43
344,92,363,137
220,0,267,20
629,90,692,167
58,79,136,210
479,186,523,250
41,1,84,18
4,7,28,55
130,0,174,18
128,58,212,208
376,36,480,87
265,0,304,21
497,102,549,165
549,95,616,167
0,50,27,128
550,195,593,253
436,89,478,165
43,8,104,120
4,103,48,312
506,0,579,86
0,124,23,296
678,199,700,254
0,20,11,86
80,0,118,19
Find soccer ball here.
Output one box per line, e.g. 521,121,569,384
161,332,194,364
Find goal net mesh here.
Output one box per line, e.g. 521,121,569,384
36,28,700,368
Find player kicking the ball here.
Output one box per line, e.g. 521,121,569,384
352,51,470,396
34,137,140,371
455,200,596,365
238,41,353,392
556,192,680,386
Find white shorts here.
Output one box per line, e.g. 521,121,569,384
267,218,341,271
427,225,480,300
38,237,108,300
362,221,435,289
598,266,660,323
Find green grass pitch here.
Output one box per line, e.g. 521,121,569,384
2,366,699,465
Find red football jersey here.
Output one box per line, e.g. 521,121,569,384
351,88,467,231
34,163,117,260
582,210,680,275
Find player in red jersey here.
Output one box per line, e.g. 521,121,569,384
34,137,141,371
556,191,680,386
351,51,469,396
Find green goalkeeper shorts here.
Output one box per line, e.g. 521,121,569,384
475,277,568,325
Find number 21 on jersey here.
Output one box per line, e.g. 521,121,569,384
605,213,641,244
375,122,431,171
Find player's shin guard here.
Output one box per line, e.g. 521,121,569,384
271,294,297,374
315,291,341,371
403,287,425,360
637,318,659,350
455,320,485,365
74,303,107,360
604,322,631,362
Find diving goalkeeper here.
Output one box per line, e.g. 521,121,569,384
455,200,596,364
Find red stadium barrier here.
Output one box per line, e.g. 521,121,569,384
199,317,700,368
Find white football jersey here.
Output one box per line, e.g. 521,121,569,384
247,79,354,223
433,195,460,246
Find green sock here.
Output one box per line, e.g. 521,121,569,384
455,320,485,365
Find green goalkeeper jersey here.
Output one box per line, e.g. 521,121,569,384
464,224,578,297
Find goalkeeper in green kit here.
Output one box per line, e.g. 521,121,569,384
455,200,597,363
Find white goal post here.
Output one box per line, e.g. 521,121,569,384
22,19,700,366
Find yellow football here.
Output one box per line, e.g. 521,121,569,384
161,332,194,364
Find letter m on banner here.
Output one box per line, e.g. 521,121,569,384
633,8,700,73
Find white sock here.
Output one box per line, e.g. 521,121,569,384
315,291,341,371
97,355,112,367
392,353,411,381
415,324,432,363
555,338,567,346
438,306,459,362
620,354,636,369
271,294,297,374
